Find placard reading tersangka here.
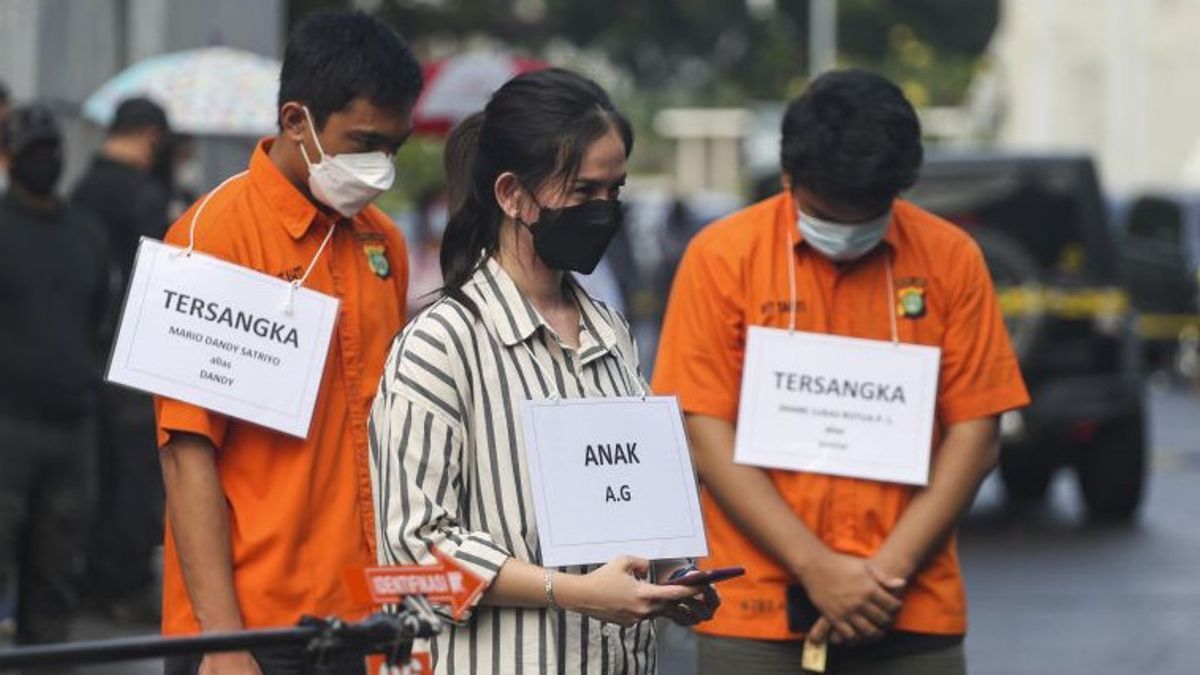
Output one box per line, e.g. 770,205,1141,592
106,239,339,438
521,396,708,567
734,326,941,486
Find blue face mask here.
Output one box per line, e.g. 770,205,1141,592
797,208,891,261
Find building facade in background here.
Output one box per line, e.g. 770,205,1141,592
0,0,283,188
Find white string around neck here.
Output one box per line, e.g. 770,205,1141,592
170,170,338,316
785,226,900,345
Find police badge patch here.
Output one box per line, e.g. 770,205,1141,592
363,243,390,279
897,285,926,318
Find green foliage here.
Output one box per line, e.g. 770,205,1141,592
287,0,1001,195
377,135,446,214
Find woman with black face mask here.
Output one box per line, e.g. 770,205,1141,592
368,69,720,673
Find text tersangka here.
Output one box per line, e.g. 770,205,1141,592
773,371,906,404
162,289,299,348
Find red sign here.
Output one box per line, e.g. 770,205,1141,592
344,550,486,620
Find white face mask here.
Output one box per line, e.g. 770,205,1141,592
298,106,395,218
797,207,892,261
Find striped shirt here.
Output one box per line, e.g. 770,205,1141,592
368,257,663,674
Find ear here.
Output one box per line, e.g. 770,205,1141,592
279,102,310,144
780,171,793,193
494,172,535,222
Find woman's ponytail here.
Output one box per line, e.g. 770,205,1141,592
439,111,495,315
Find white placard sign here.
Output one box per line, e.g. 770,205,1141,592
521,396,708,567
106,238,340,438
734,326,941,486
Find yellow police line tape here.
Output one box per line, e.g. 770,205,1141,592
994,286,1200,339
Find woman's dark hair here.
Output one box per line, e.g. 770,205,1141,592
278,10,422,130
439,68,633,314
781,69,923,214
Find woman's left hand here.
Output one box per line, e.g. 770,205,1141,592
662,582,720,626
655,564,720,626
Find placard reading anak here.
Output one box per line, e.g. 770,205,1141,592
521,396,708,567
106,238,339,438
734,326,941,486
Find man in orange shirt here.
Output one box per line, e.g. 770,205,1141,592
156,11,419,675
653,70,1030,674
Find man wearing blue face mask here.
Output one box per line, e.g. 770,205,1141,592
153,11,419,675
654,70,1029,674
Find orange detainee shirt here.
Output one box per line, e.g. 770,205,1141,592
652,192,1029,640
154,140,408,635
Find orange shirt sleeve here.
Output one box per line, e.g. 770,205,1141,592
153,204,234,449
652,234,746,422
936,237,1031,426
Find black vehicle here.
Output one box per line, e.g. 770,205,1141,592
906,153,1147,520
1117,193,1200,379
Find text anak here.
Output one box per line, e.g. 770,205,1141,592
584,443,640,466
162,289,299,348
773,371,907,404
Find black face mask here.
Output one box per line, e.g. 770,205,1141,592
11,144,63,197
528,199,623,274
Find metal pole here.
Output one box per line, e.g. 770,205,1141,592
0,607,440,672
0,626,315,671
809,0,838,78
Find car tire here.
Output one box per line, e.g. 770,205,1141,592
998,446,1054,504
1076,420,1146,522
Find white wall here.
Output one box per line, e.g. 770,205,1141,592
993,0,1200,195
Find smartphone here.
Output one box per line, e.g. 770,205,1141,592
786,584,820,632
659,566,745,587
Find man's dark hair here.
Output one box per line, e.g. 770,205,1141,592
109,97,169,136
0,80,9,106
278,10,423,130
781,69,923,213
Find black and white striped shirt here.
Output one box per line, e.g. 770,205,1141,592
368,257,661,674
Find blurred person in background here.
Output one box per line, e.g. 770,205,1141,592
73,96,171,281
406,185,450,313
0,80,10,194
0,78,10,647
653,70,1029,675
151,132,201,221
0,103,111,656
70,95,172,625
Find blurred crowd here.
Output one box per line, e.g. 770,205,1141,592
0,84,201,646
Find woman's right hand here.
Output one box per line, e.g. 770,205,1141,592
555,556,699,627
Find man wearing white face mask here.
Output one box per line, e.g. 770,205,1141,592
154,11,420,675
654,70,1029,674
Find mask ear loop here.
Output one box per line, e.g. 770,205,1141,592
169,171,248,259
298,106,328,166
885,255,899,346
282,221,338,316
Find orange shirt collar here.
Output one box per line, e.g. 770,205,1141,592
781,190,901,253
247,138,325,240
